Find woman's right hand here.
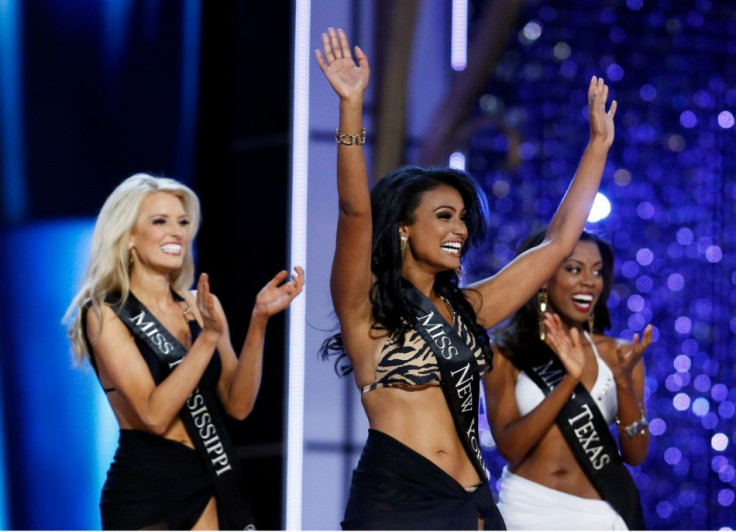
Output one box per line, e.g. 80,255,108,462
315,27,370,101
542,313,585,379
196,272,224,340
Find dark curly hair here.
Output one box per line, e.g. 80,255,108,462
492,225,614,358
320,165,493,376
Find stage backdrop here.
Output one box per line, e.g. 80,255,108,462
301,1,735,530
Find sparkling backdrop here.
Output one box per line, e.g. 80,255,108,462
465,1,736,529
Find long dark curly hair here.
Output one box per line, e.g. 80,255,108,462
320,165,493,376
492,226,614,359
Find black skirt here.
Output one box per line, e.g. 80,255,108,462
100,430,214,530
343,429,506,530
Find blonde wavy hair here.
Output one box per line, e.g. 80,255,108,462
64,173,201,364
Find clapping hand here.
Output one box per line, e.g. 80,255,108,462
315,27,370,101
253,266,305,319
196,272,225,338
542,313,585,380
611,324,653,385
587,76,617,147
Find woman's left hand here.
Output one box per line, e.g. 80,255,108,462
253,266,305,319
587,76,617,147
611,323,653,385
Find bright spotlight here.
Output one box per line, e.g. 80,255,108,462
449,152,466,170
588,192,611,222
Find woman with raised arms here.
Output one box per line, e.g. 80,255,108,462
315,27,616,530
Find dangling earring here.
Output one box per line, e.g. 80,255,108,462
400,236,408,259
536,288,548,341
588,311,595,334
455,264,464,278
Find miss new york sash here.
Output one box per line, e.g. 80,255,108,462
115,293,255,529
404,285,488,484
513,342,645,530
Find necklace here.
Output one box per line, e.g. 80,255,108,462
439,295,456,323
178,301,195,321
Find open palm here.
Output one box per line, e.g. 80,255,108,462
611,323,653,383
542,313,585,379
587,76,617,147
315,27,370,100
253,266,305,319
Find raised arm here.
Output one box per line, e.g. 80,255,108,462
215,267,304,419
469,77,617,328
315,28,373,326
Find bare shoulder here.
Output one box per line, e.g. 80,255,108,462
591,333,621,361
84,303,136,360
85,302,126,338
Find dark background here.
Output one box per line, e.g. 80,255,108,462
197,4,291,529
0,1,292,529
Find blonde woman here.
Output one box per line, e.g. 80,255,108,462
65,173,304,530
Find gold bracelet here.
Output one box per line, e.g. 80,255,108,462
335,128,366,146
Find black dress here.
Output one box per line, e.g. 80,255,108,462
84,295,252,530
343,430,506,530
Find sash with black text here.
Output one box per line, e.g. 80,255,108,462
403,285,488,484
115,292,255,530
513,343,645,530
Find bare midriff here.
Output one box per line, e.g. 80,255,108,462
107,392,195,449
510,424,601,499
362,385,482,488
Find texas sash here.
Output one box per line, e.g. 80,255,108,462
115,292,255,529
404,285,488,484
513,342,645,530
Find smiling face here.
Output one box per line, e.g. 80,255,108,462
546,240,604,328
129,191,191,274
400,184,467,273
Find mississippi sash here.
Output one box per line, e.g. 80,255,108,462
403,285,487,484
114,292,255,530
513,342,645,530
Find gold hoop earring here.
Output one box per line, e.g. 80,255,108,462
536,288,548,341
400,236,408,259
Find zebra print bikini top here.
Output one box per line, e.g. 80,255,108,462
360,311,488,394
